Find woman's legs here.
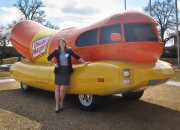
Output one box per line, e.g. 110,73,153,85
55,85,60,111
60,85,68,109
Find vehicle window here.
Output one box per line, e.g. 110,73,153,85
100,24,122,44
124,23,158,42
76,29,98,47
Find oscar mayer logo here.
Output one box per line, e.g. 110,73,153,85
32,36,51,59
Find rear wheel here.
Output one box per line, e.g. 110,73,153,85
20,83,33,92
77,94,101,111
122,91,144,100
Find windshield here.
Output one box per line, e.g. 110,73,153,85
124,23,158,42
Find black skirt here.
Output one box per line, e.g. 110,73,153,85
55,66,70,85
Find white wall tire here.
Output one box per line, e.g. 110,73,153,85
20,83,32,92
77,94,101,111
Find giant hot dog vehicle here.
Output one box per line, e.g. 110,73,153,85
10,11,174,111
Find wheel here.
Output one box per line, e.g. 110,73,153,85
20,83,32,92
77,94,101,111
122,91,144,100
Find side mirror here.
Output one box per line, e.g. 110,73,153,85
111,33,122,42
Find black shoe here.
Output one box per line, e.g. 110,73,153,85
60,108,63,111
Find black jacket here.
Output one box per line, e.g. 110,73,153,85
47,48,81,74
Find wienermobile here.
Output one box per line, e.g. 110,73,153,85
10,11,174,111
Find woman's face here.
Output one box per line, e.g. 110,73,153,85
59,40,65,49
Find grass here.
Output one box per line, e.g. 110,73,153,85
0,57,27,78
0,57,28,65
0,72,11,77
171,69,180,82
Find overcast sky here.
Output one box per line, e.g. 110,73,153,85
0,0,180,30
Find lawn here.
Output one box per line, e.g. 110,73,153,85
172,69,180,82
0,72,11,77
0,57,28,78
0,57,27,65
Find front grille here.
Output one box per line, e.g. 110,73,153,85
147,78,169,86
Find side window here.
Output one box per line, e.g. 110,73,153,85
124,23,158,42
76,29,98,47
100,24,122,44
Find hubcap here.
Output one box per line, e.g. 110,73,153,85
79,94,93,106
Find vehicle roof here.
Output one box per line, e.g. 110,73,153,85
87,10,158,29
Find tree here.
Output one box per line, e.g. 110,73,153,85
14,0,46,24
13,0,59,29
0,26,10,63
44,21,60,30
144,0,179,45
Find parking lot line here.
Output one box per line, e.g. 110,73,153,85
166,81,180,87
0,79,15,83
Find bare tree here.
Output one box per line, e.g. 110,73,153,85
144,0,179,45
14,0,46,24
13,0,59,29
44,21,60,30
0,26,10,63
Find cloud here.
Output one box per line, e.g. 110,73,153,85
0,7,21,26
0,0,144,30
178,1,180,8
61,4,97,16
42,0,126,29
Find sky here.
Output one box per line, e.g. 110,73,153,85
2,0,180,30
0,0,180,31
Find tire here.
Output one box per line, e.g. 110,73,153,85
122,91,144,100
77,94,101,111
20,83,33,92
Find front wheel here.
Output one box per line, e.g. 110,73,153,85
122,91,144,100
77,94,101,111
20,83,33,92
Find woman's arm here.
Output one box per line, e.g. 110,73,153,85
47,50,59,68
69,49,88,65
47,50,56,61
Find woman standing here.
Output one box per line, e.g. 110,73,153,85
47,38,87,113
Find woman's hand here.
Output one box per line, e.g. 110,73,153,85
81,59,90,65
54,64,59,68
49,60,59,68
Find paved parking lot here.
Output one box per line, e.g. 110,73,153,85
0,80,180,130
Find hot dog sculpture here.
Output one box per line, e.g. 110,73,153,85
10,11,174,111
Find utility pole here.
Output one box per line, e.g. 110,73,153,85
150,0,152,16
175,0,180,68
124,0,126,10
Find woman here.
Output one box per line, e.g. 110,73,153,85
47,38,87,113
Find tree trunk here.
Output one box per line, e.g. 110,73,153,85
0,45,4,63
18,53,21,62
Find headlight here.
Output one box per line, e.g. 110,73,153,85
123,79,131,84
123,69,130,77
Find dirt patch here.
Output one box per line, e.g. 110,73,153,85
0,81,180,129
